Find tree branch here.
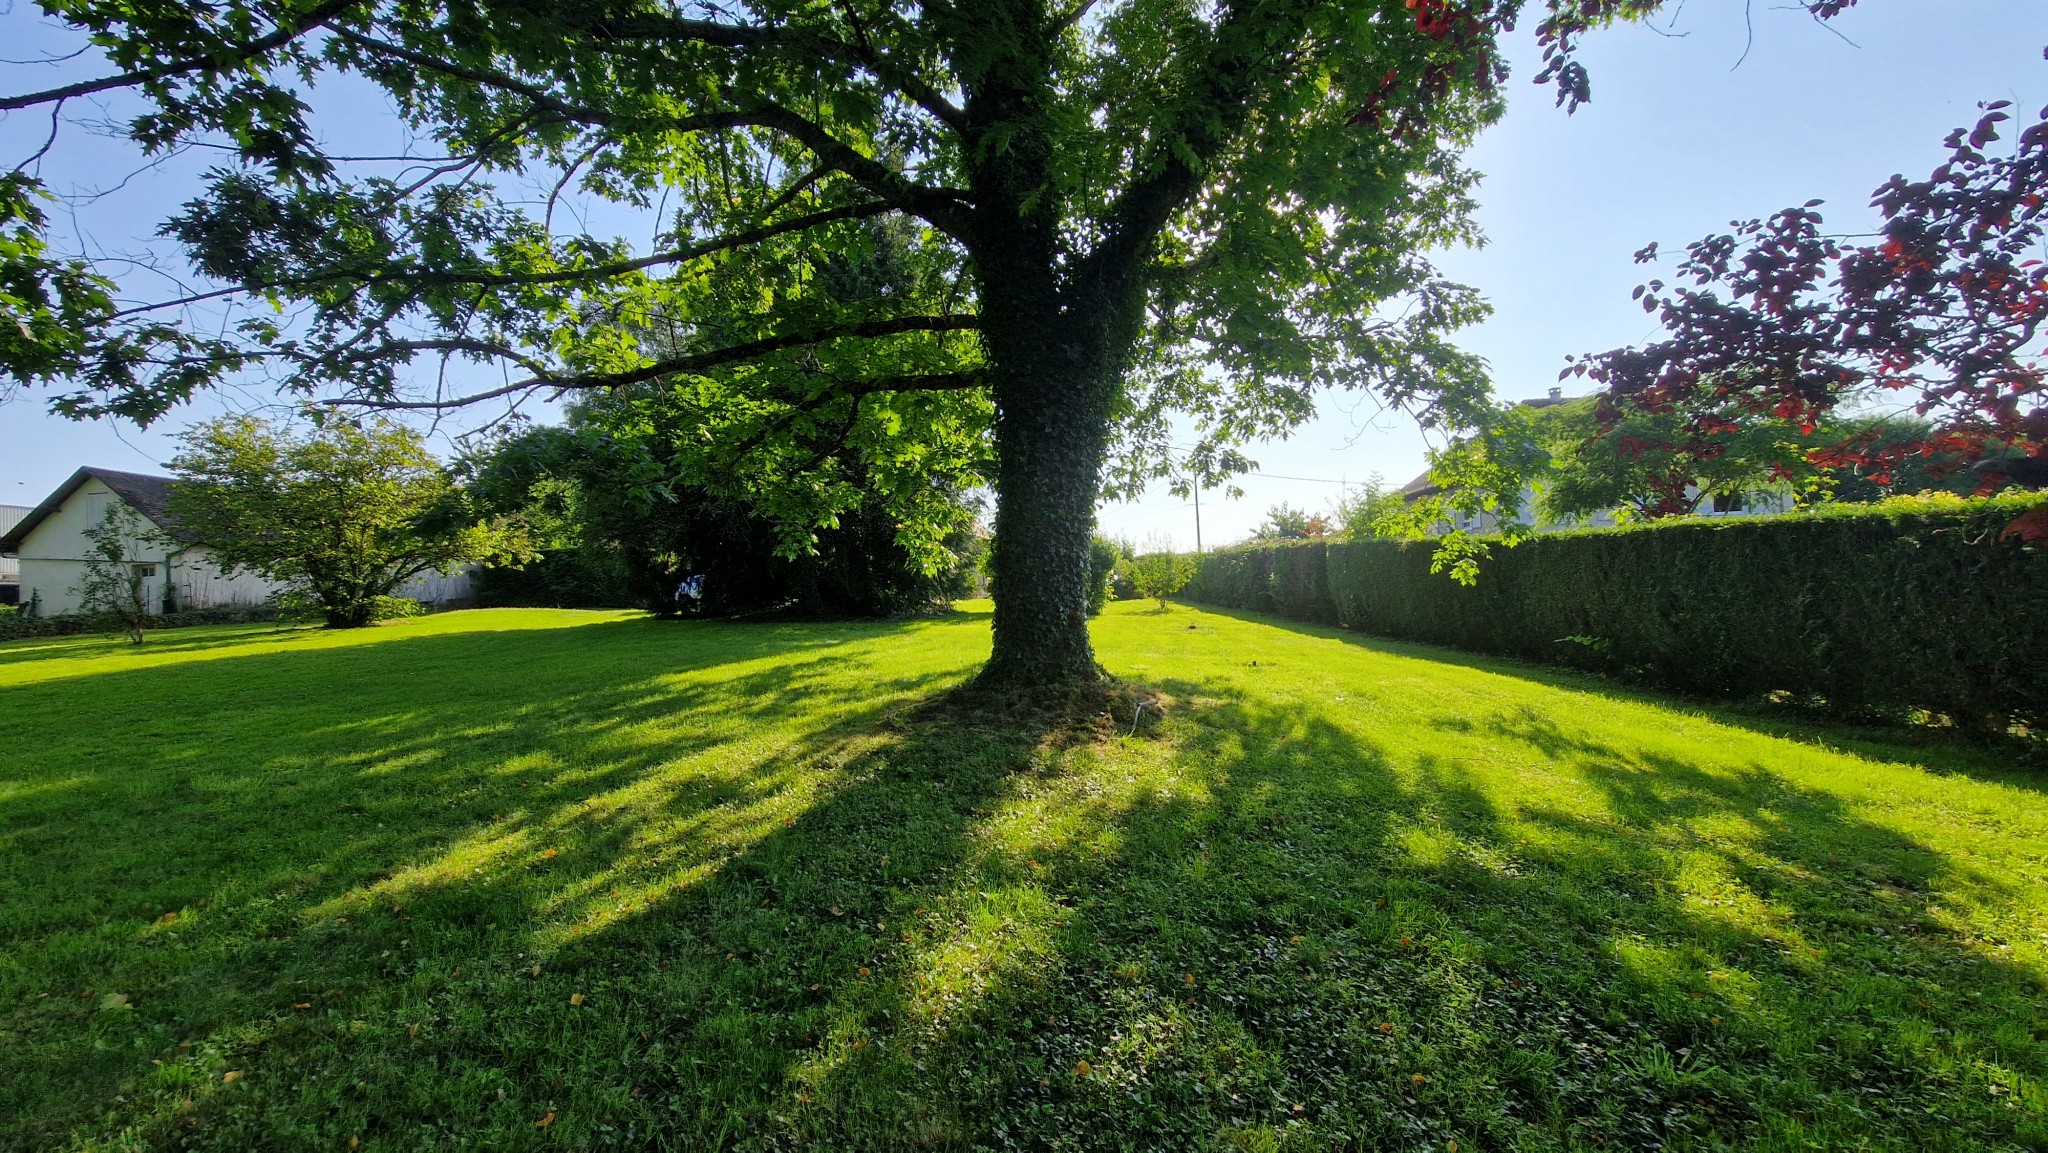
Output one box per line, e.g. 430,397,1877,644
0,0,359,111
338,316,983,410
744,104,974,237
328,31,970,235
727,370,986,456
1080,0,1312,291
573,12,969,133
111,200,899,319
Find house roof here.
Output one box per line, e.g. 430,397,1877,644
0,467,188,553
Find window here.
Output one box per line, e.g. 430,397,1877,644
130,563,157,578
1710,491,1746,514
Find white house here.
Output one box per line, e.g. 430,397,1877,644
0,467,472,616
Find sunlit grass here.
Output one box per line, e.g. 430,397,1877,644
2,603,2044,1150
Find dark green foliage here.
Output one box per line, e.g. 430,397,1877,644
466,425,978,619
1188,495,2048,727
1084,535,1123,618
1188,540,1339,625
471,548,636,611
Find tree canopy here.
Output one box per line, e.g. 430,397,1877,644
0,0,1831,683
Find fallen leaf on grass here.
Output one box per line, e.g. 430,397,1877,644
540,848,558,860
535,1111,556,1128
569,993,585,1006
222,1071,243,1084
292,1002,312,1010
1073,1060,1092,1077
98,993,130,1010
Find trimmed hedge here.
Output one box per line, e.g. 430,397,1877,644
1184,494,2048,727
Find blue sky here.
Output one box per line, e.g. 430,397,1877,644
1,1,2044,548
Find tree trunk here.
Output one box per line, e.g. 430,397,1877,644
978,358,1116,688
325,596,375,628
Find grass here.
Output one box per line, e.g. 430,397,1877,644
2,602,2045,1151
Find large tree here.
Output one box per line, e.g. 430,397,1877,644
1,0,1783,685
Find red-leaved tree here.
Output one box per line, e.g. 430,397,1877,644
1568,66,2048,537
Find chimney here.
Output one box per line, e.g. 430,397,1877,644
1548,387,1563,401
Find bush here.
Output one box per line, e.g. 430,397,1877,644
1085,535,1123,617
370,595,427,621
1185,494,2048,728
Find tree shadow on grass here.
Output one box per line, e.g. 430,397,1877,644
5,616,2046,1150
794,681,2048,1151
1188,603,2048,797
0,613,1001,1149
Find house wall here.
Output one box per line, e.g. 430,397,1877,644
13,479,182,614
0,505,27,585
1441,482,1791,536
15,478,474,614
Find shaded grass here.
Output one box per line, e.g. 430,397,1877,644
2,603,2044,1150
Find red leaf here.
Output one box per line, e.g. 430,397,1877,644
1999,502,2048,542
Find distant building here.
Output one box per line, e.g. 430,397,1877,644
0,504,27,604
1397,389,1793,533
0,467,471,616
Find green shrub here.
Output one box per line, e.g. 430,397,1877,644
369,595,427,621
1186,494,2048,728
1085,535,1123,617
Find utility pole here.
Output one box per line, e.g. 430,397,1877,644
1192,482,1203,554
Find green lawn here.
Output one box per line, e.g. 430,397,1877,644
3,603,2044,1151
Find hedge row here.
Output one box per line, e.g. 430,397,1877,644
0,604,281,642
1184,495,2048,727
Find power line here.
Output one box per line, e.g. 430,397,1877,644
1242,471,1357,486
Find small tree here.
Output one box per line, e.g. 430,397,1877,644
1253,504,1333,542
72,503,163,644
170,415,528,628
1335,477,1410,540
1123,551,1198,611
